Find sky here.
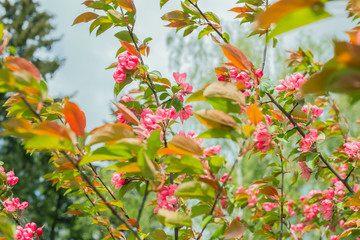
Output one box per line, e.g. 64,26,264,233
37,0,355,131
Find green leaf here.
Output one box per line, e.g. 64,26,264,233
108,10,126,25
171,97,183,112
181,1,200,17
23,135,74,151
175,181,216,203
268,7,331,39
186,88,206,103
165,155,204,174
209,155,225,174
156,209,192,228
114,77,132,96
198,129,240,142
115,30,136,43
96,23,113,36
160,0,170,8
151,229,167,240
90,16,111,34
147,129,162,159
191,204,211,217
138,148,157,180
204,11,220,24
199,27,214,39
183,25,198,37
79,145,133,166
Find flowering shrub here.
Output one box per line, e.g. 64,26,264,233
1,0,360,239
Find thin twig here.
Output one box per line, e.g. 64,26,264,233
20,94,42,122
196,155,241,240
20,96,141,239
118,7,160,107
0,199,22,226
280,155,284,240
261,0,269,71
88,163,130,219
265,92,354,193
136,181,149,229
187,0,228,43
83,191,116,240
289,102,298,115
345,167,355,182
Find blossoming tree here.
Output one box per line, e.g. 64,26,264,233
1,0,360,239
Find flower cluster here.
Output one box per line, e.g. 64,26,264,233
0,166,19,186
343,140,360,159
253,122,271,152
173,72,193,102
298,129,318,152
15,223,43,240
275,72,307,91
4,198,29,212
298,161,312,182
154,184,178,213
113,51,139,83
111,172,126,189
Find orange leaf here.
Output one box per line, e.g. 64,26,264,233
72,12,99,25
229,7,251,13
224,219,246,239
4,56,41,81
117,0,136,12
270,109,284,121
246,104,263,125
82,0,94,6
158,135,203,156
255,0,320,29
259,186,278,197
112,101,140,124
65,210,84,216
63,99,86,137
120,41,140,59
89,123,135,146
32,121,71,140
220,43,253,72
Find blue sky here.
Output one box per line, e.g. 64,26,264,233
38,0,355,131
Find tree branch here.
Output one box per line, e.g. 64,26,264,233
280,155,284,240
187,0,228,43
261,0,269,71
196,154,241,240
136,180,149,229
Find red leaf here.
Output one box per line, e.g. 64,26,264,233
72,12,98,25
220,43,253,72
117,0,136,12
4,56,41,81
63,99,86,137
120,41,140,59
112,101,140,124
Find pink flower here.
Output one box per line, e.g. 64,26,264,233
179,83,193,95
154,184,178,213
334,181,345,197
4,198,20,212
298,129,318,152
0,166,4,172
229,67,238,79
246,185,259,208
298,161,312,182
264,115,272,125
220,173,232,183
291,223,304,232
216,74,227,81
118,51,139,70
25,223,36,232
312,105,323,118
287,200,296,217
255,69,263,78
323,188,335,199
36,227,43,237
275,72,307,91
156,106,176,122
173,72,187,85
18,201,29,210
204,145,222,157
304,203,319,221
253,122,271,152
111,173,125,189
301,105,309,114
320,199,333,221
15,225,34,240
263,202,279,212
330,236,339,240
120,95,135,102
113,67,126,83
178,130,203,146
6,171,19,186
176,105,193,124
221,195,227,209
343,140,360,159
